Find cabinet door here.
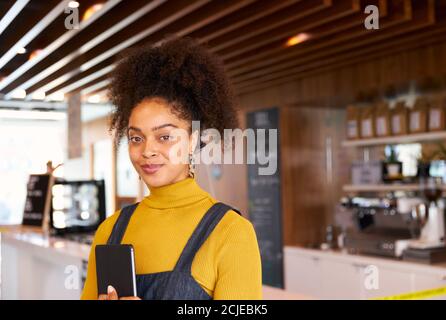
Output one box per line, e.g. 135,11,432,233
284,253,322,298
414,272,446,300
319,259,362,299
359,265,414,299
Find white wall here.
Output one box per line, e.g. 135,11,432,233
0,119,66,224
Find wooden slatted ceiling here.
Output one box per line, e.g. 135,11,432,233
234,1,432,87
46,0,328,98
236,0,441,95
0,1,17,18
0,1,28,36
41,0,256,97
0,0,444,107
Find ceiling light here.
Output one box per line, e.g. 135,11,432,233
285,33,311,47
48,92,65,102
31,91,46,100
17,47,27,54
87,94,101,104
68,1,79,8
10,89,26,99
82,3,104,21
29,49,43,61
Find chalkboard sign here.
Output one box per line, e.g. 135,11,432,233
22,174,53,227
246,107,284,288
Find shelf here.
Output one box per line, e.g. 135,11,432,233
343,184,446,193
342,131,446,148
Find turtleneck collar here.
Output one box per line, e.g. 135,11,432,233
142,177,210,209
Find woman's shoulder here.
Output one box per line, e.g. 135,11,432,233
208,202,259,258
206,199,257,242
223,210,257,241
92,208,124,242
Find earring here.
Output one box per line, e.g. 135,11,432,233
188,153,195,178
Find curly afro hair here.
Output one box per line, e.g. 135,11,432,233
108,36,239,146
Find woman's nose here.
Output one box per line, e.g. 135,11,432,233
142,140,159,158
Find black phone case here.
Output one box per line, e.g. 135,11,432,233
95,244,137,297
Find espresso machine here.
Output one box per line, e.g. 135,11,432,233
336,189,446,262
401,179,446,263
400,200,445,249
336,196,417,258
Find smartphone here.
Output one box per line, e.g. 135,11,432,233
95,244,137,297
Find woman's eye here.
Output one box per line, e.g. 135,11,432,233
160,135,173,141
129,136,143,143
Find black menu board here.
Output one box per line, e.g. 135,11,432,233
22,174,53,227
246,107,284,288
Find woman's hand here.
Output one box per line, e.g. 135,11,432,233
98,285,141,300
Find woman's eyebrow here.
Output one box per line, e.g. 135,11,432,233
151,123,179,131
127,126,142,133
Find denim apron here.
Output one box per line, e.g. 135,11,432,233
106,202,241,300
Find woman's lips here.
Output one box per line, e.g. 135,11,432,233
141,164,164,174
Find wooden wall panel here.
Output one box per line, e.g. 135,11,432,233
279,106,351,247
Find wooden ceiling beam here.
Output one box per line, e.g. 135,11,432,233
54,65,113,96
236,8,441,96
1,0,442,108
40,0,212,100
317,30,446,88
235,30,446,98
81,81,110,97
209,0,335,54
190,0,302,43
231,0,414,84
227,0,390,78
130,0,258,47
0,0,29,37
23,0,168,98
46,1,386,100
66,73,110,96
45,0,257,98
44,56,114,96
221,0,363,71
234,0,435,90
179,0,258,37
0,0,68,71
0,0,121,94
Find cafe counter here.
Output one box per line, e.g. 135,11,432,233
0,226,308,300
0,226,90,299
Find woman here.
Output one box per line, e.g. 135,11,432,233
81,37,262,300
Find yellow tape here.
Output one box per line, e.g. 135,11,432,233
373,286,446,300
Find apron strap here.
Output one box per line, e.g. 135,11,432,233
106,202,140,245
173,202,242,274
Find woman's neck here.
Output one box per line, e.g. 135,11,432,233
142,177,210,209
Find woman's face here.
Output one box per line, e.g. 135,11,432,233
127,98,195,188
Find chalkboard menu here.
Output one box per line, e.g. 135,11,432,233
246,107,283,288
22,174,53,227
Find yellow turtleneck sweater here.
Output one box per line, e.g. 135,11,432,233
81,177,262,300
